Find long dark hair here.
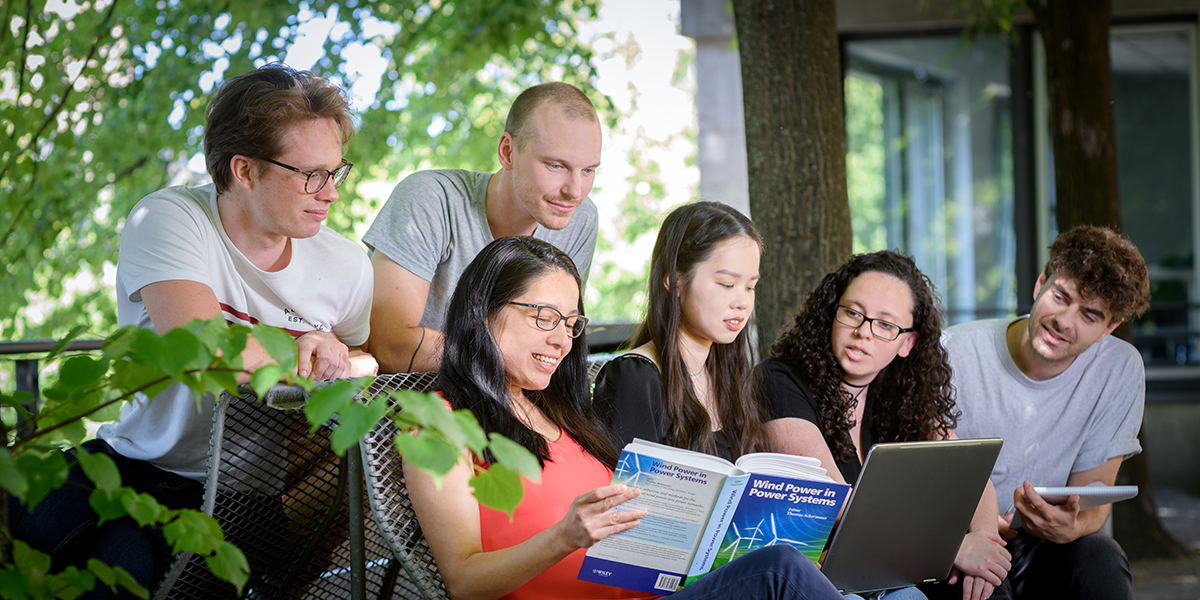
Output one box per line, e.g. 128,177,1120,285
768,250,958,462
632,201,769,458
440,236,618,469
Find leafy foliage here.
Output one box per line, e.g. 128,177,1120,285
1,0,600,342
1,318,539,596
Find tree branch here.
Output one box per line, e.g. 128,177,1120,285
15,366,245,446
0,0,14,51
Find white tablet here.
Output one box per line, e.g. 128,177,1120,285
1033,485,1138,510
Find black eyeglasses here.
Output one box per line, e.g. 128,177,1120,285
835,305,915,341
508,302,589,338
259,157,353,194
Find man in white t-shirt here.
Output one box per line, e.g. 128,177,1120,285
10,64,376,599
363,82,602,373
939,226,1151,600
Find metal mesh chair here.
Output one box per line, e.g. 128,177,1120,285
587,353,617,391
357,372,449,600
153,384,428,600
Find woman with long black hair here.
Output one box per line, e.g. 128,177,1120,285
405,235,847,600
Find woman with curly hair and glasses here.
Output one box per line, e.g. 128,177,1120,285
758,251,1010,600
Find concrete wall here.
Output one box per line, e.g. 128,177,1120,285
680,0,750,217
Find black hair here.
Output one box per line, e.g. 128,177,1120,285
439,236,618,468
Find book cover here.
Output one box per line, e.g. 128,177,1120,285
693,473,848,582
578,448,731,594
578,440,849,595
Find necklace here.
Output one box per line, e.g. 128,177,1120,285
842,379,868,402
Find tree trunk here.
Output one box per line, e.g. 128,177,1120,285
732,0,853,356
1029,0,1189,560
1029,0,1120,228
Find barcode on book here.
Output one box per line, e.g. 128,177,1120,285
654,573,681,591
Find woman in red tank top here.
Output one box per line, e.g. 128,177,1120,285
405,236,847,600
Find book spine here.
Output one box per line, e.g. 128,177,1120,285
685,473,751,581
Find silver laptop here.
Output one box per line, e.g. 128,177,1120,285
820,438,1003,594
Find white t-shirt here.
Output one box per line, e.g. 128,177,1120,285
945,317,1143,515
99,184,372,480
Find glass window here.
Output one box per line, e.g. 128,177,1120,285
844,35,1017,324
1038,25,1199,366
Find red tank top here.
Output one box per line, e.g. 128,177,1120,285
478,431,657,600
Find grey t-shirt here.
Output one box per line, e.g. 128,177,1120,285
945,317,1144,513
362,169,598,332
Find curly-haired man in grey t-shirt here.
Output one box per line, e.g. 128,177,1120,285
939,226,1151,600
364,82,602,373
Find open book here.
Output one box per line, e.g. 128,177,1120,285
577,439,851,595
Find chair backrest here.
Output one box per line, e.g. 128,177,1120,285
154,384,431,600
357,372,450,600
586,353,617,393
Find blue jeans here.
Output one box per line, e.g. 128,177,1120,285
7,439,204,600
671,545,845,599
843,587,927,600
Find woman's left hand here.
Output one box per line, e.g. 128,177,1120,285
949,530,1010,599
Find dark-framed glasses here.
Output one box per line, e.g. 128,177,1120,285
508,301,589,338
259,157,353,194
835,305,914,341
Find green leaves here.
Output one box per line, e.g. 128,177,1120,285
88,488,129,527
16,451,69,508
299,379,391,456
393,433,461,488
303,380,358,433
386,389,540,512
1,318,543,594
0,542,143,599
121,490,167,527
487,433,542,484
75,448,121,492
252,325,298,373
205,542,250,594
58,356,111,391
250,364,288,401
470,462,525,519
0,448,28,499
163,510,223,556
1,0,601,346
87,560,149,599
330,398,389,456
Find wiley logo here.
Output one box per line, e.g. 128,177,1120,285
591,570,612,578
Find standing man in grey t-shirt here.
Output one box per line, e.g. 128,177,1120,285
940,226,1150,600
363,82,601,373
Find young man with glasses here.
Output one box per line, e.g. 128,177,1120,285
363,82,602,373
941,226,1151,600
10,64,377,598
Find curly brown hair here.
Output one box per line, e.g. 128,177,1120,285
767,251,958,462
1043,226,1150,323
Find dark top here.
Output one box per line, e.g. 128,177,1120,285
592,353,737,463
757,357,876,485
